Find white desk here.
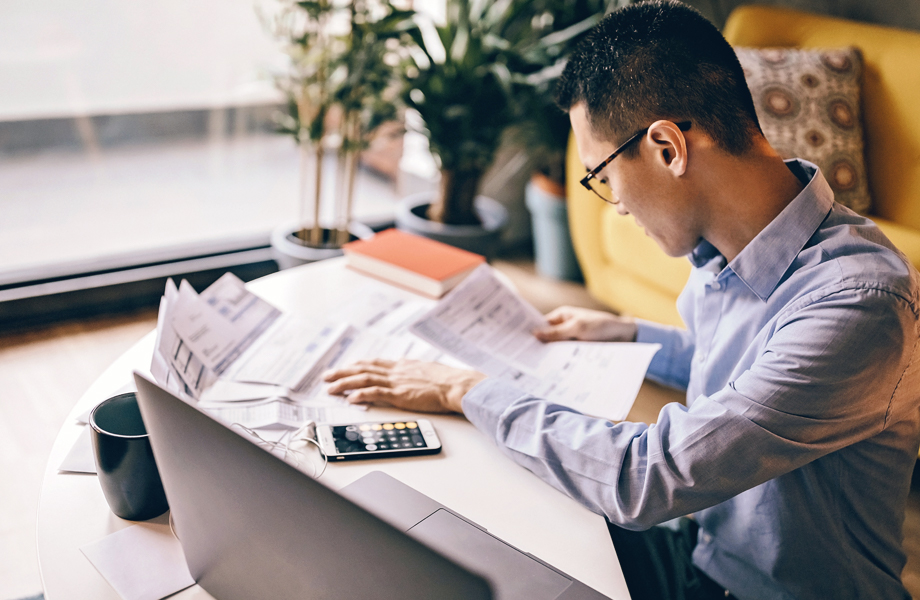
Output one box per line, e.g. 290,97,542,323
37,258,632,600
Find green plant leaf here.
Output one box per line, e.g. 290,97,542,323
539,14,601,47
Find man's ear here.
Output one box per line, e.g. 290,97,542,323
646,120,688,177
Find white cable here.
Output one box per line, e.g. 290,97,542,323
231,421,328,479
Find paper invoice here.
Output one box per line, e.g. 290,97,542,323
150,274,460,428
409,265,661,421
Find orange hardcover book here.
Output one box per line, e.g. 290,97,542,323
342,229,485,298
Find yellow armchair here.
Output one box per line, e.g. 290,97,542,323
567,5,920,327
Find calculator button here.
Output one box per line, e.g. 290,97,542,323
377,443,389,450
395,422,406,429
372,424,382,431
383,423,394,430
401,442,412,448
359,424,371,431
407,422,418,428
345,431,359,441
365,444,378,451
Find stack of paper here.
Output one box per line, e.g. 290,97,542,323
150,274,449,429
151,266,661,430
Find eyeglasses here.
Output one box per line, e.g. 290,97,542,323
580,121,692,204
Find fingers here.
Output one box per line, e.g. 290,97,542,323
364,358,396,368
533,306,572,342
323,360,393,382
326,373,390,395
542,307,573,325
345,386,396,406
534,324,578,343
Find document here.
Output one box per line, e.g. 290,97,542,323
410,265,660,421
152,279,215,398
170,275,279,376
198,396,363,430
59,425,96,474
220,318,353,392
81,519,194,600
150,275,446,430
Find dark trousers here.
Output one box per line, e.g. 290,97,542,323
607,518,738,600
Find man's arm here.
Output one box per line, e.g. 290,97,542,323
327,288,917,530
634,319,695,391
532,305,696,391
326,305,642,410
463,287,918,528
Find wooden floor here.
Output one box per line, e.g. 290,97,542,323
2,260,919,599
0,308,159,600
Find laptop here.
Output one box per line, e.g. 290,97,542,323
133,372,611,600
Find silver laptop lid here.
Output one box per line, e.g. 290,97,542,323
133,372,492,600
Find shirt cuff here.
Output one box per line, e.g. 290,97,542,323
635,318,689,389
461,378,531,440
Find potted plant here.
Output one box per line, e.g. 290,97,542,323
268,0,415,268
512,0,612,279
391,0,535,257
394,0,604,258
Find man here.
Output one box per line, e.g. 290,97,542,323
324,2,920,598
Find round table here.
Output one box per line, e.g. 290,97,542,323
37,258,633,599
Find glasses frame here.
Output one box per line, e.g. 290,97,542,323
579,120,692,204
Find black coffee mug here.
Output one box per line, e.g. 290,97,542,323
90,392,169,521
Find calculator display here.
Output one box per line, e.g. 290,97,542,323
332,421,430,454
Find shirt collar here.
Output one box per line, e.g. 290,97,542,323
689,159,835,301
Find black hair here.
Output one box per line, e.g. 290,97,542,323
555,0,762,156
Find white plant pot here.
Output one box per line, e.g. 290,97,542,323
270,222,374,270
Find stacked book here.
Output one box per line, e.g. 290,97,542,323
342,228,484,298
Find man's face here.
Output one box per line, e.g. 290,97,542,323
569,103,700,258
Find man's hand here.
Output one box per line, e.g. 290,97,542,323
534,306,638,342
323,359,487,414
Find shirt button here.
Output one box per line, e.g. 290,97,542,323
710,281,722,291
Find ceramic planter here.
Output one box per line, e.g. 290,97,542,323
270,222,374,270
524,175,582,281
396,192,508,259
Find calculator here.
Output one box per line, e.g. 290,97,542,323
316,419,442,461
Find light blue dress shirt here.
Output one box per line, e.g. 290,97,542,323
462,161,920,599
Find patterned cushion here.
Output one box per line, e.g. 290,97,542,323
735,47,871,214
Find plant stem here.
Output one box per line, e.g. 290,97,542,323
337,150,359,246
431,168,483,225
337,115,361,246
311,143,324,245
297,142,312,243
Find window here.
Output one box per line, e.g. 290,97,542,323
0,0,424,325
